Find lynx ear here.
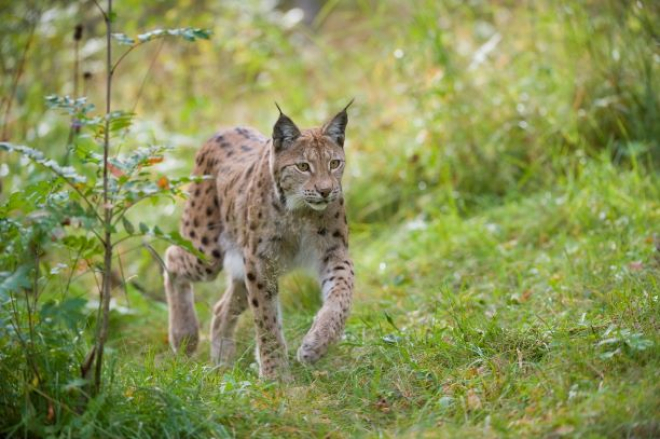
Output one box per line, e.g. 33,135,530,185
323,99,354,147
273,103,301,151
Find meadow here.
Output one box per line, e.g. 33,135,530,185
0,1,658,437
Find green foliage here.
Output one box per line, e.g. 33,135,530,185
0,3,212,435
0,143,87,184
0,267,32,299
112,27,211,46
0,0,658,437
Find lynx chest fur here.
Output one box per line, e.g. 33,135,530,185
163,103,355,380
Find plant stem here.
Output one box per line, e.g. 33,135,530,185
65,25,83,164
94,0,114,394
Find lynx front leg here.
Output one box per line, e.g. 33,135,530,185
164,245,220,355
297,252,354,364
244,259,290,381
210,278,248,365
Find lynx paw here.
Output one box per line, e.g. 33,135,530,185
258,363,293,383
297,340,326,365
211,338,236,366
170,327,199,356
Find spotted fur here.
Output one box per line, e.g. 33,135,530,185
164,104,354,380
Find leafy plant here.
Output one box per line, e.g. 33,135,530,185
0,0,210,430
0,1,658,437
597,325,654,360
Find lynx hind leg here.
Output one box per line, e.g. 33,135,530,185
210,278,248,365
164,245,221,355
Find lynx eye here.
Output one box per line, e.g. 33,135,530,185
296,162,310,172
329,159,341,169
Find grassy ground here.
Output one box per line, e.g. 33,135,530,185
1,1,659,437
65,156,657,438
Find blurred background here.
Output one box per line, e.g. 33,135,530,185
1,1,659,435
3,1,657,209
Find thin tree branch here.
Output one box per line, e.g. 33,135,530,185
8,288,42,386
64,238,87,296
90,0,107,21
116,247,129,305
65,24,84,164
111,191,176,227
113,37,166,159
93,0,114,394
142,240,169,275
110,44,141,76
111,35,171,76
7,154,108,232
133,37,165,114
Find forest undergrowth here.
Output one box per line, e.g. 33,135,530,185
0,1,658,437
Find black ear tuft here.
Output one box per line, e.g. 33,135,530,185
272,103,301,151
323,99,354,147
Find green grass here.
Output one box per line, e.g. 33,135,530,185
9,156,654,438
1,0,659,437
151,158,658,438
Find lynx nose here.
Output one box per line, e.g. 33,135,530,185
316,186,332,199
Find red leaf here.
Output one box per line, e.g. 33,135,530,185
157,176,170,190
108,163,125,177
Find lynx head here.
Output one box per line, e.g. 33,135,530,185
271,101,353,211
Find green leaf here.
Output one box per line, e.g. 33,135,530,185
0,142,87,184
137,29,165,43
92,111,136,138
122,217,135,234
112,32,135,45
136,27,212,44
40,297,87,331
45,95,95,116
61,235,102,259
130,225,205,261
384,312,400,332
161,230,206,260
108,110,136,132
114,145,171,175
0,266,32,299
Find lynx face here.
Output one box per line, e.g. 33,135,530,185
273,133,345,211
271,107,349,211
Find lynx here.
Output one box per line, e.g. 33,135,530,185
163,102,354,380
